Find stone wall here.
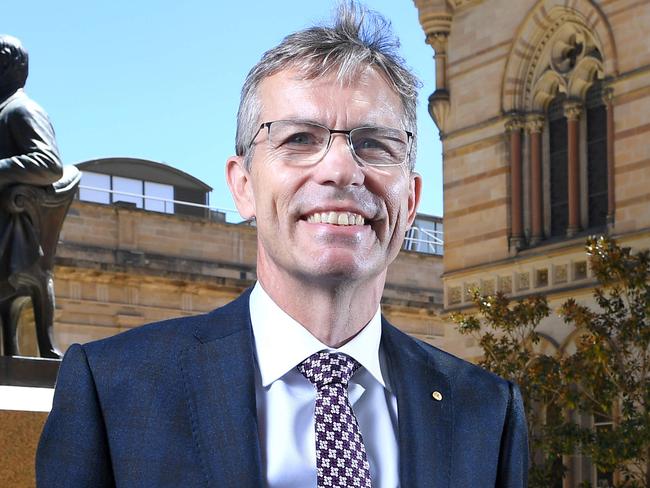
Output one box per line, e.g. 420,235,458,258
414,0,650,484
414,0,650,347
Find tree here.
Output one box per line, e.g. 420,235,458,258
560,236,650,487
452,290,569,488
452,236,650,487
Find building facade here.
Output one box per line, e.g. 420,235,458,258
413,0,650,485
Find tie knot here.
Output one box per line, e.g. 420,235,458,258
297,351,360,389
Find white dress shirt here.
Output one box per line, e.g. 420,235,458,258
249,282,399,488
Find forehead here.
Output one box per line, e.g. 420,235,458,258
256,67,405,128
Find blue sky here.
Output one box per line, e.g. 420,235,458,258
4,0,443,216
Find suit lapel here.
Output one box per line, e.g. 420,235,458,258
382,319,452,488
179,291,264,488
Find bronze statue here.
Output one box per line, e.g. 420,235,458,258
0,34,80,358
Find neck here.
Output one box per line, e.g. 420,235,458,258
257,266,385,348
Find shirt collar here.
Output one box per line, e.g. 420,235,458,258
249,282,387,389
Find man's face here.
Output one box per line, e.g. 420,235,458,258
227,67,421,288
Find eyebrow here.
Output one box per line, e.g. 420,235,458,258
277,118,400,131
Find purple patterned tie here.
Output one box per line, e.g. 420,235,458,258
298,351,372,488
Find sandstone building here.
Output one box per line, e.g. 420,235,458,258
413,0,650,485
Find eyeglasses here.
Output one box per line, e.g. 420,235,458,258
248,120,413,168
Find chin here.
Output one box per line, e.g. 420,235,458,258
297,255,379,284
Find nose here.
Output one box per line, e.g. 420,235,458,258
312,133,365,187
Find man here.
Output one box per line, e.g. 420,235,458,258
37,3,528,487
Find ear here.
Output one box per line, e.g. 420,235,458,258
225,155,256,219
406,172,422,227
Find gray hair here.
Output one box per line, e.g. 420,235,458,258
0,35,29,93
235,1,420,172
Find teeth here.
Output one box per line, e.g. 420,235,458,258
306,211,366,226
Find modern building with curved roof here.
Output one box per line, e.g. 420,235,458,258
75,157,213,219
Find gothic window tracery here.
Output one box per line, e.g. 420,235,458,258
507,14,612,249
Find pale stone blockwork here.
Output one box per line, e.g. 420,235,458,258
414,0,650,483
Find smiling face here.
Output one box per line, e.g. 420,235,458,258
227,67,421,291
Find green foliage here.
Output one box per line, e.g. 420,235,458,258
559,236,650,486
453,236,650,487
452,290,566,488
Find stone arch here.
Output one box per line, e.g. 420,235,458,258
501,0,617,114
531,69,566,111
534,332,562,356
558,326,584,356
567,55,604,99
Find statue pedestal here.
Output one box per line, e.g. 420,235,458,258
0,356,59,486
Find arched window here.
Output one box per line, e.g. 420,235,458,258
504,13,615,250
547,94,568,238
585,81,608,231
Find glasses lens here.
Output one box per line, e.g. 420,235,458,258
350,127,409,167
268,121,329,161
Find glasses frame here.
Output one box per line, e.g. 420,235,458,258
248,120,413,168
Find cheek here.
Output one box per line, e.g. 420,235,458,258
251,166,301,220
381,179,410,221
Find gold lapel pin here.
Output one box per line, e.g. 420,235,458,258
432,391,443,401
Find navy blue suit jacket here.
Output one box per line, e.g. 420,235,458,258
36,290,528,487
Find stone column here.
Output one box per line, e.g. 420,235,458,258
426,31,451,134
427,32,448,91
564,100,583,237
603,88,615,225
507,117,524,248
526,114,545,245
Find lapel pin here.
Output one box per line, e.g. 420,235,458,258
432,391,443,401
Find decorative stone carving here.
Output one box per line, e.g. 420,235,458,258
425,31,448,53
428,89,450,133
498,276,512,294
463,282,477,302
602,86,614,106
525,114,545,133
535,269,549,288
481,279,495,296
505,117,524,132
447,0,484,10
568,56,604,99
550,30,586,74
553,264,568,284
413,1,452,136
563,99,583,121
501,2,613,114
448,286,461,305
517,272,530,291
573,261,588,280
413,0,452,34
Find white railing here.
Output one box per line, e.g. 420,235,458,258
78,185,444,254
78,185,243,222
403,226,444,255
